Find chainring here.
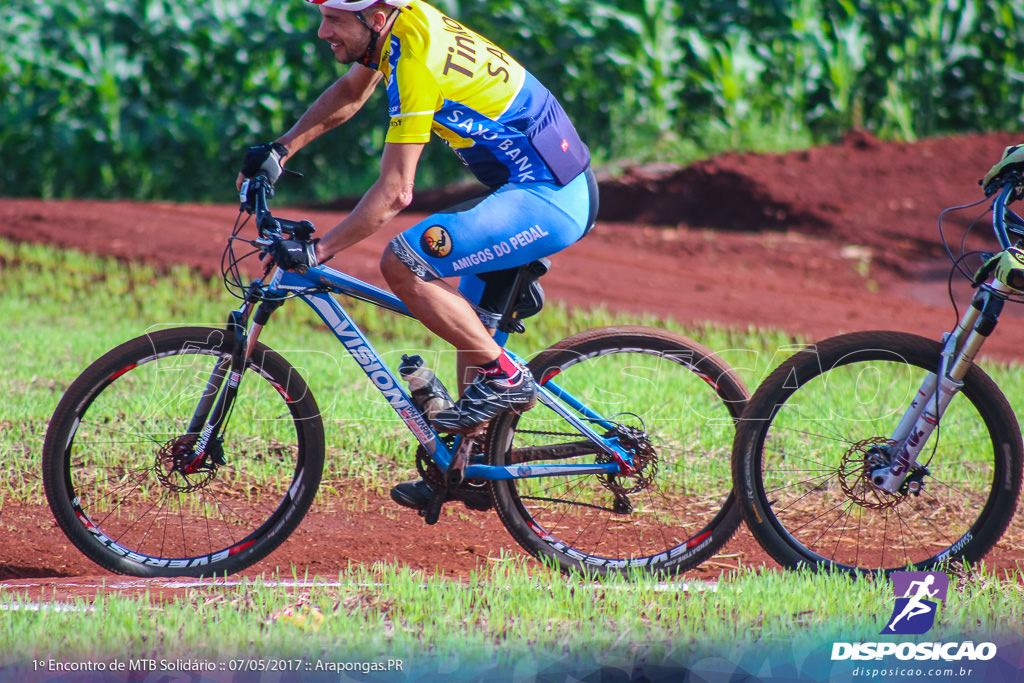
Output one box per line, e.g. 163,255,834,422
414,441,492,512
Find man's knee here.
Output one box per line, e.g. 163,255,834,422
379,245,402,281
382,236,440,286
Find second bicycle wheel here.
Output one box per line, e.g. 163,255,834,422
732,331,1023,573
487,326,749,577
42,326,325,577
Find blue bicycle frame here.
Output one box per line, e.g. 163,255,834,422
263,262,636,481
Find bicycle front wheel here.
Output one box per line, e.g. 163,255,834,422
732,331,1022,574
42,327,325,577
487,326,749,577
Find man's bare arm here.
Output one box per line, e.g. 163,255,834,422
277,64,383,156
315,141,426,260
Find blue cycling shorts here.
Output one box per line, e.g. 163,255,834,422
389,168,596,305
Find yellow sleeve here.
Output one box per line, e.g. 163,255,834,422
384,55,441,145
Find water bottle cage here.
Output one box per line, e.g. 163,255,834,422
410,386,449,411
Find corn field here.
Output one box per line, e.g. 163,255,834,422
2,0,1023,202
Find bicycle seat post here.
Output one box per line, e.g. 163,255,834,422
478,258,551,340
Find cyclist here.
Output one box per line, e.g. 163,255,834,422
237,0,598,511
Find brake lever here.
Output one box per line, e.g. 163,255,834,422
250,235,283,277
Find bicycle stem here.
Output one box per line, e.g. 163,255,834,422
872,280,1010,493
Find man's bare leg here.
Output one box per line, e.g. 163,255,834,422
381,249,499,369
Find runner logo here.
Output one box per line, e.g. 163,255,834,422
882,571,949,635
832,571,997,663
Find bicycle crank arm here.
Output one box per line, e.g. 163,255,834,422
445,432,483,488
422,486,447,525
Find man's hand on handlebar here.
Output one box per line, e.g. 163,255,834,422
982,144,1024,196
236,142,289,190
268,238,320,273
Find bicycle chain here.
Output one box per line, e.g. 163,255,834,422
520,426,659,496
410,424,659,511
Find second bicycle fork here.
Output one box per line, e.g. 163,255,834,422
869,278,1013,495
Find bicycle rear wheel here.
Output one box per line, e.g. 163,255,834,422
42,327,325,577
732,331,1022,574
487,326,749,577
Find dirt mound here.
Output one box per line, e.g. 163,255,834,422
598,131,1018,255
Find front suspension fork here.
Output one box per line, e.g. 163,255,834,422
179,289,283,474
871,283,1007,493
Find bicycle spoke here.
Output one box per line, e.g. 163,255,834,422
488,329,749,575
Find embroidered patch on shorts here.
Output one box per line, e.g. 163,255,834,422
420,226,453,258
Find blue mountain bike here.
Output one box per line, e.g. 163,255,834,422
42,175,749,578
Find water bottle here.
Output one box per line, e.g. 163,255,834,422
398,354,455,420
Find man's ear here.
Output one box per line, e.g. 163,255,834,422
369,8,391,31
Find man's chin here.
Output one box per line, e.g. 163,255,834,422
327,45,352,64
334,51,360,65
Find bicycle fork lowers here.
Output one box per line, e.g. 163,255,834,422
871,276,1015,496
174,280,284,476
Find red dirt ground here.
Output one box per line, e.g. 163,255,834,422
2,130,1023,600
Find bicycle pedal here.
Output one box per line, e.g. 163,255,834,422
423,488,447,525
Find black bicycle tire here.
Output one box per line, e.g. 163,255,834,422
42,326,325,578
486,325,749,577
732,330,1023,574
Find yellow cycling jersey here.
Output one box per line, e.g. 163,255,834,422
378,1,589,187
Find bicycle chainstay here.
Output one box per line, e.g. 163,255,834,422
411,422,657,513
505,423,659,496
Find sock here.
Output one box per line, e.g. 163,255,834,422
478,351,522,387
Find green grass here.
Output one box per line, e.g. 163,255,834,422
3,239,792,571
0,238,798,503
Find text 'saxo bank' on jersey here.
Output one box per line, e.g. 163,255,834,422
379,1,590,188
